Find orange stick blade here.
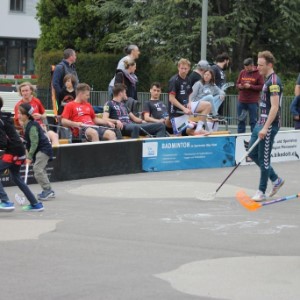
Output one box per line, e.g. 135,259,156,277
236,190,262,211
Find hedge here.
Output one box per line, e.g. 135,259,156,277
34,50,177,92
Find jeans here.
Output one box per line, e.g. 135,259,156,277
122,123,166,138
0,160,38,205
199,95,222,116
237,102,258,133
248,124,279,193
295,121,300,130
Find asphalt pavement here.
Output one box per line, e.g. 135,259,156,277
1,160,300,300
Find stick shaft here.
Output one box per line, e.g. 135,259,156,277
262,194,300,206
215,138,260,193
24,163,29,184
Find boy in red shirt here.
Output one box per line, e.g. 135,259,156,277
61,83,116,141
14,82,59,146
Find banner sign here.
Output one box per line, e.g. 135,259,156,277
236,130,300,165
142,136,236,172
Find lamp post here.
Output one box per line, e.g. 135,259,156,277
201,0,208,60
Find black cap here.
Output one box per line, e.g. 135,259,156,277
243,58,254,66
19,103,34,119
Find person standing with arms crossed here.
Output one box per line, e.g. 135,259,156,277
248,51,284,201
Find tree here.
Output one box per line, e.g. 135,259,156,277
36,0,106,52
36,0,300,84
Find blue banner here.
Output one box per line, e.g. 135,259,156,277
142,136,236,172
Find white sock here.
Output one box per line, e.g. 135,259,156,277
206,121,214,132
212,121,219,132
195,121,204,132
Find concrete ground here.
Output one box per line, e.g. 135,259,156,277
0,160,299,300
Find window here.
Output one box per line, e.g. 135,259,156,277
10,0,24,12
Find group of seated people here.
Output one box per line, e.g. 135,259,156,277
9,79,225,146
60,82,166,141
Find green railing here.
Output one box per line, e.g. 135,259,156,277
36,89,295,128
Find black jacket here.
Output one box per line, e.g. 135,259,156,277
0,112,25,157
115,69,138,100
24,120,53,161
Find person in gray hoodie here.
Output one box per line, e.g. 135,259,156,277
190,69,225,116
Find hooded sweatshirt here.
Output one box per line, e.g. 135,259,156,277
236,68,264,103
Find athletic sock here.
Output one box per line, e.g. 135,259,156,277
195,121,204,132
212,121,219,132
206,121,214,132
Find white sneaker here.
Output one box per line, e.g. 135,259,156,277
194,129,210,136
251,190,266,202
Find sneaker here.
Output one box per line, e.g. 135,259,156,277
251,190,266,202
0,201,15,211
22,202,44,212
38,189,55,201
268,177,285,197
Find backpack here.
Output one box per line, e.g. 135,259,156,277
125,97,140,117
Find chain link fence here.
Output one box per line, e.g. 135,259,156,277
36,88,295,129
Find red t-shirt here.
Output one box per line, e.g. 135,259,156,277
14,97,46,128
61,101,96,136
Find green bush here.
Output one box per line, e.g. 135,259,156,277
34,50,179,93
34,49,120,90
76,52,120,90
35,50,299,95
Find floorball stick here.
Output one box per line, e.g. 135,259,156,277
198,137,260,200
236,190,300,211
15,163,29,206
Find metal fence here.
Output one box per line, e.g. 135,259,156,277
37,89,295,128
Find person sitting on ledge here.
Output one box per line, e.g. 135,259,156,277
142,82,173,135
61,83,117,142
102,83,166,138
14,82,59,146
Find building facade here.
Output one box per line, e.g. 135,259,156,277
0,0,40,75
